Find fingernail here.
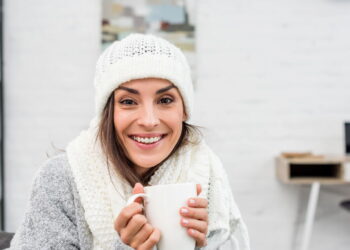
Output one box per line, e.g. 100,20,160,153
181,208,188,214
182,219,189,224
189,199,195,205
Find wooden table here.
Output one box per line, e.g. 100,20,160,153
276,155,350,250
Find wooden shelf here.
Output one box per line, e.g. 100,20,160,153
276,155,350,184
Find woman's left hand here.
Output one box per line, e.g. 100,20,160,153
179,184,208,247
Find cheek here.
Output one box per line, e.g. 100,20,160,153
113,111,130,136
167,110,185,133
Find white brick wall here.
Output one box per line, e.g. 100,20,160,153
193,1,350,249
4,0,350,249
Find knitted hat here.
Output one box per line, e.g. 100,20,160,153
94,33,194,119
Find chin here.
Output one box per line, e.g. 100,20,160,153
132,154,167,169
135,160,161,169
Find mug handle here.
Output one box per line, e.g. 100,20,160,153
126,193,148,206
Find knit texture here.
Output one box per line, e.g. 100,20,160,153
8,154,130,250
94,34,194,119
66,125,250,250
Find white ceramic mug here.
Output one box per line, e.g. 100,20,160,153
127,183,197,250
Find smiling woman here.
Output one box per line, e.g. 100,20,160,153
113,79,186,174
8,34,250,250
98,77,199,186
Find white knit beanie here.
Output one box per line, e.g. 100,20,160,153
94,33,194,120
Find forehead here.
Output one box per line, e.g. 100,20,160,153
121,78,173,89
114,78,183,98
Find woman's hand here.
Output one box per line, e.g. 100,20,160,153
179,184,208,247
114,183,161,250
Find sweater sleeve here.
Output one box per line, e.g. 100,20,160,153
8,156,81,249
196,218,250,250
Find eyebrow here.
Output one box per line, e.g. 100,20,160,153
116,84,176,95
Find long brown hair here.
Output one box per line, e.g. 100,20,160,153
97,92,201,187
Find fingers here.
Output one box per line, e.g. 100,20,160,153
187,197,208,209
115,202,144,232
120,214,148,244
180,207,208,221
138,228,161,250
181,217,208,235
196,184,202,195
188,228,207,247
179,196,209,248
133,183,145,194
132,183,145,204
129,223,154,249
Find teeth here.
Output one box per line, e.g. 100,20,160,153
132,136,162,144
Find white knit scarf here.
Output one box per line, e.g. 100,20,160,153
66,123,242,250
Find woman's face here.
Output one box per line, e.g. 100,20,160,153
113,78,186,175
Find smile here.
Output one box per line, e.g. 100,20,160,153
129,134,167,145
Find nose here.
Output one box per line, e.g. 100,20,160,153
137,103,160,129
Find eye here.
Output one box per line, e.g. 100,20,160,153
120,99,136,105
159,97,173,104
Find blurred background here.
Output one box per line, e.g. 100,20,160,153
3,0,350,250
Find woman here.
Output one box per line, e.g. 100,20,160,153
9,34,250,249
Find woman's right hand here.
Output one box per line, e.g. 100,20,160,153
114,183,161,250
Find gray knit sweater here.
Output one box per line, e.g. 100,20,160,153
8,154,235,250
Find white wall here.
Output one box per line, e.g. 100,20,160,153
193,1,350,250
4,0,350,249
4,0,100,230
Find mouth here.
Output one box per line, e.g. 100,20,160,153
128,134,168,145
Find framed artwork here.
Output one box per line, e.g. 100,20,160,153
101,0,197,83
